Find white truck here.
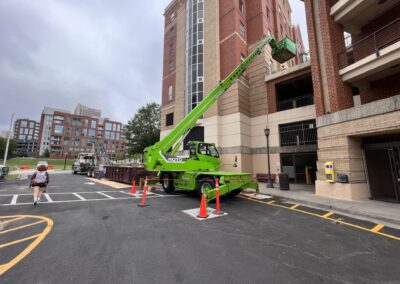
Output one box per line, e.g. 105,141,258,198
0,164,9,179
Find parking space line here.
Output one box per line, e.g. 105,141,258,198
11,195,18,205
97,192,115,199
290,204,299,209
73,193,86,201
44,194,53,202
267,200,275,204
371,224,385,232
0,220,46,235
322,211,335,218
0,234,41,249
239,195,400,241
119,191,134,196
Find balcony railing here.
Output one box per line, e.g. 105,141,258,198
338,17,400,69
277,93,314,111
279,120,317,146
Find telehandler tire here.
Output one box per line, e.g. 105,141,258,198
161,173,175,193
197,177,215,197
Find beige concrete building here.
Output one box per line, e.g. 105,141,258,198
304,0,400,202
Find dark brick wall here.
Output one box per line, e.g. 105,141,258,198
360,72,400,104
304,0,353,116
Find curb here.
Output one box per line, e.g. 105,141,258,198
245,189,400,229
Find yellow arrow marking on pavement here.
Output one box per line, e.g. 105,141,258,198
0,215,53,276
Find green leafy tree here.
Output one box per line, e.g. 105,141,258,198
0,137,16,160
44,148,50,158
125,102,161,155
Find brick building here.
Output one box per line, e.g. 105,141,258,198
13,118,40,157
161,0,314,183
304,0,400,202
38,106,125,159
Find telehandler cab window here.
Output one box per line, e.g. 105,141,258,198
198,143,219,158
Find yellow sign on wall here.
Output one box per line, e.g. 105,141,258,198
324,161,335,183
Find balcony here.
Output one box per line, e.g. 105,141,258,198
331,0,399,34
338,18,400,83
277,94,314,112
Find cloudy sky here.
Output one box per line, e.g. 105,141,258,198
0,0,307,132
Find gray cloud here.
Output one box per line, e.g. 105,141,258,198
0,0,308,131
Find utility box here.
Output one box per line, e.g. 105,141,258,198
324,161,335,183
279,173,290,190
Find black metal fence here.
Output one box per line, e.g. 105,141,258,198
338,17,400,69
279,120,317,146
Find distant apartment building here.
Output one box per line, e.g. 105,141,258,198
74,104,101,118
303,0,400,202
38,106,125,158
13,118,40,157
161,0,311,182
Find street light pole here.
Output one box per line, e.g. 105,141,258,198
3,113,15,166
264,127,274,188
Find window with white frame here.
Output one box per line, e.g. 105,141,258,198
168,85,173,101
240,21,245,36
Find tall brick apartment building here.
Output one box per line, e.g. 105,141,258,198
13,118,40,157
161,0,311,183
304,0,400,202
38,106,125,159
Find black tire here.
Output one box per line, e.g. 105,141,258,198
226,188,242,198
161,173,175,193
196,177,215,197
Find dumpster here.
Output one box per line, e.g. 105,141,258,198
279,173,290,191
104,166,158,184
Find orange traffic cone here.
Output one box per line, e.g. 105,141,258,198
197,193,209,218
131,180,136,194
137,176,149,207
213,178,224,215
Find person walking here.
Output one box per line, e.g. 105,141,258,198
30,165,49,206
98,161,105,180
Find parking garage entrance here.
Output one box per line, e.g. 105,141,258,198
363,134,400,203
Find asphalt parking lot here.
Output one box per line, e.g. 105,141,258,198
1,174,400,283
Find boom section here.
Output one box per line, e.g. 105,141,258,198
152,35,276,155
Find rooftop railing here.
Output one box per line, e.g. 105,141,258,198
338,17,400,69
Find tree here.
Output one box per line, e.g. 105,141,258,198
125,102,161,155
0,137,16,160
44,148,50,158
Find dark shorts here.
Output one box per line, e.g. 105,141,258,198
33,183,46,188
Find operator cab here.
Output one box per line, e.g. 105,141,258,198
188,141,220,159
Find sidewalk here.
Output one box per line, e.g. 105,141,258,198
251,183,400,229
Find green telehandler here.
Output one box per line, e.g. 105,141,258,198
144,35,296,201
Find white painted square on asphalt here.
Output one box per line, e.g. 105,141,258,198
182,207,228,221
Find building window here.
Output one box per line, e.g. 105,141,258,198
105,122,112,131
279,120,317,146
91,120,97,129
170,11,176,22
240,21,245,36
169,60,174,72
168,85,173,101
169,27,174,39
54,125,64,134
166,113,174,126
169,42,174,55
266,6,270,18
185,0,204,114
20,121,27,127
239,0,244,14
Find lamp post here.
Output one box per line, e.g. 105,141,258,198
264,127,273,188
